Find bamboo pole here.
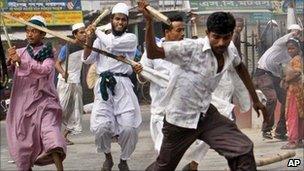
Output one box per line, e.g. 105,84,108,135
256,151,296,167
0,12,19,67
0,13,169,87
93,9,110,26
145,5,171,26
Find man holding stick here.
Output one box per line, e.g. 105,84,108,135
6,15,66,171
55,23,86,145
83,3,142,171
138,1,267,170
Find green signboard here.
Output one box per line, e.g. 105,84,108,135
190,0,302,14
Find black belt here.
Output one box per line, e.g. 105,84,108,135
112,73,129,77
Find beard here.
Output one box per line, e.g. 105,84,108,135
111,24,127,36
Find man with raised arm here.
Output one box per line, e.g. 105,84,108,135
138,1,267,170
83,3,141,171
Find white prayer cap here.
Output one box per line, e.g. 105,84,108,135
267,20,278,26
72,23,85,32
288,24,302,31
112,3,129,16
29,15,46,27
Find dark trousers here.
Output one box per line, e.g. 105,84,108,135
253,68,286,135
146,104,256,171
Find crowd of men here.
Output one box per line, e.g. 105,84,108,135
0,0,303,170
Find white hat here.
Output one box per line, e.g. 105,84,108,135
288,24,302,31
267,20,278,26
29,15,46,27
72,23,85,32
112,3,129,16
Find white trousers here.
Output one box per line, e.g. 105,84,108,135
91,77,141,160
57,80,83,135
93,111,140,160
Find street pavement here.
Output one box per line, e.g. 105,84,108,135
1,105,303,170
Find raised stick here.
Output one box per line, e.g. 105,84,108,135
0,13,78,44
1,13,166,82
93,9,110,26
0,12,19,67
145,5,171,26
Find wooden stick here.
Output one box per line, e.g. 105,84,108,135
93,9,110,26
1,13,169,85
64,43,69,83
0,12,19,67
146,6,171,26
1,13,77,44
1,14,137,64
256,151,296,167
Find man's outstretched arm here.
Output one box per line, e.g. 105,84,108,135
235,63,268,122
138,0,165,59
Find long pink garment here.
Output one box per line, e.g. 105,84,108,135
286,94,304,143
6,45,66,170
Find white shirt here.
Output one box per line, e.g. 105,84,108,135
140,38,178,116
258,33,293,77
161,37,241,129
212,66,251,116
82,30,137,75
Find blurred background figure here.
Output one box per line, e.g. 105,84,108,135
256,20,281,57
55,23,86,145
281,37,304,149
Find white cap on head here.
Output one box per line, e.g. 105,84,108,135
29,15,46,27
267,20,278,26
112,3,129,16
288,24,302,31
72,23,85,32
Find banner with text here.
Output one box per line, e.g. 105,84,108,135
190,0,303,14
0,0,83,26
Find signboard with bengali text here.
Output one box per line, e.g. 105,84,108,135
190,0,302,14
0,0,83,26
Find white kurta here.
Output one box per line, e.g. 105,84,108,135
82,30,141,160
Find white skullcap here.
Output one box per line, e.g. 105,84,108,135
288,24,302,31
72,23,85,32
267,20,278,26
112,3,129,16
29,15,46,27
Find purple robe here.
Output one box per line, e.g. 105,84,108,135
6,45,66,170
